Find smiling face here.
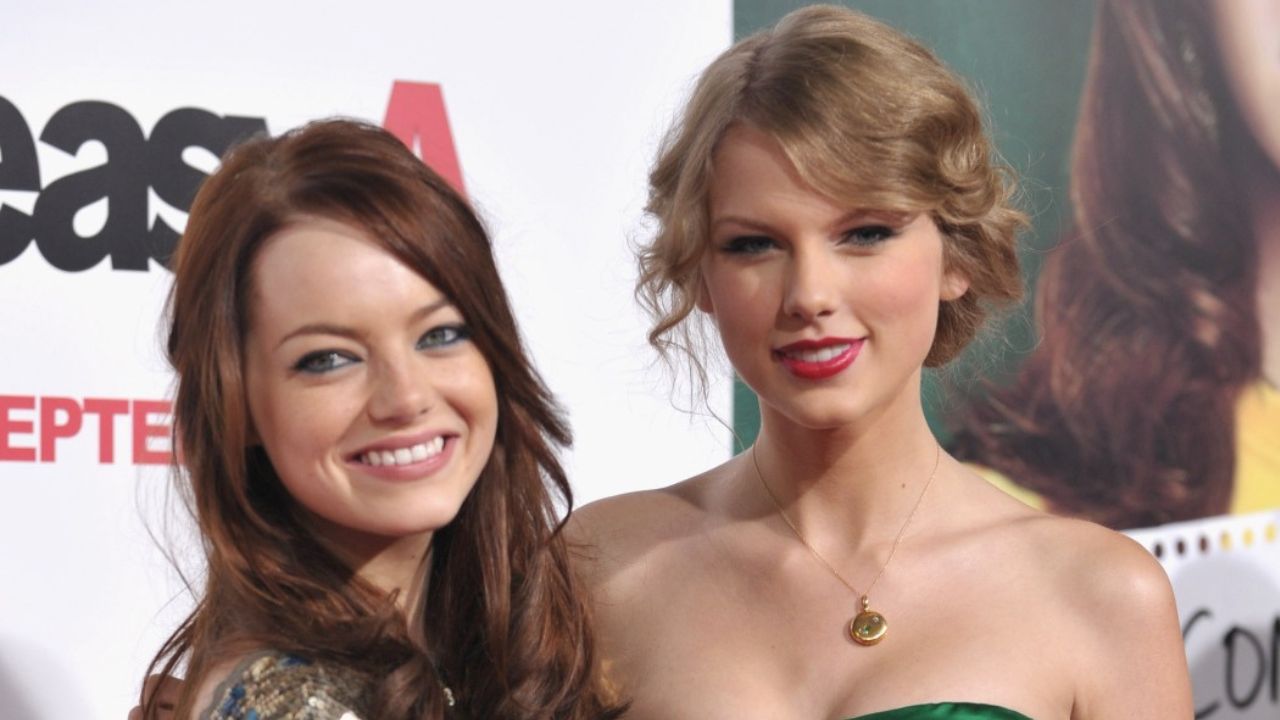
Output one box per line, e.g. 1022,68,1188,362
242,216,498,562
700,125,967,432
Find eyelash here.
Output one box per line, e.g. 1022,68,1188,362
292,324,472,375
294,350,357,374
720,235,777,255
719,225,898,255
842,224,897,246
417,324,470,350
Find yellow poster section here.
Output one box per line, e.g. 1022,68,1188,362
978,382,1280,516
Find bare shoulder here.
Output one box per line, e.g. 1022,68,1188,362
568,468,723,588
957,467,1173,610
1004,512,1176,622
570,475,712,549
983,509,1193,717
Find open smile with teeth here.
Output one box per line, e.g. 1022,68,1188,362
780,343,852,363
359,436,447,467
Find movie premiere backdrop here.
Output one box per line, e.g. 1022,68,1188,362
4,1,1279,718
0,3,733,717
732,2,1278,718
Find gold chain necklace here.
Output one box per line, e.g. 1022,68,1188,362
750,442,940,646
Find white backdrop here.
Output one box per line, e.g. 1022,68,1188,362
0,2,732,717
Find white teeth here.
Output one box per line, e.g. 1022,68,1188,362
360,437,447,467
785,343,850,363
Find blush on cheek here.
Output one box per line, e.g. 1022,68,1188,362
864,273,945,361
868,271,936,320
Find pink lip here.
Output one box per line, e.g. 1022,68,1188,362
347,431,457,482
773,337,863,380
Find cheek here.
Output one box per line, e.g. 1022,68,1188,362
702,265,777,340
250,384,353,480
860,263,943,340
444,357,499,436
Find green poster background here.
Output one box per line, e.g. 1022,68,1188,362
729,1,1095,450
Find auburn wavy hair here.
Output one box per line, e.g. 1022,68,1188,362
142,119,623,719
636,4,1025,382
953,0,1264,528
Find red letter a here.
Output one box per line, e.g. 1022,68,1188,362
383,81,465,194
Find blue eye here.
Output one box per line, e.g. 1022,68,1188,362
842,225,897,247
418,324,470,350
721,235,777,255
294,350,357,374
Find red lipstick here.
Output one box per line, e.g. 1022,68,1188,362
774,337,863,380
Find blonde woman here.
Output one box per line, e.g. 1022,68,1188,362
575,6,1193,719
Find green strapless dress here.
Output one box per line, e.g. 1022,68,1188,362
849,702,1032,719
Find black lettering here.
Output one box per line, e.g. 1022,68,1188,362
146,109,265,267
0,96,40,265
1272,617,1279,703
1184,609,1220,719
33,101,148,271
1225,626,1266,709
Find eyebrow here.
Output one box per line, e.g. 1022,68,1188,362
709,209,898,236
709,215,778,236
275,298,455,349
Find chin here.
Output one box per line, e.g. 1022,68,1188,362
769,399,869,432
360,497,468,538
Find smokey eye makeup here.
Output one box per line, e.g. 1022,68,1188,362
293,349,358,374
840,223,900,247
719,235,779,255
288,322,471,376
416,324,471,350
718,223,900,255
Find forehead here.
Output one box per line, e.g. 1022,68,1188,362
247,216,447,331
709,124,925,221
712,125,805,183
708,126,852,222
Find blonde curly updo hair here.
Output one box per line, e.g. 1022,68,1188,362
637,4,1025,374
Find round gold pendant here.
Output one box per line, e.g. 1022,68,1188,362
850,608,888,646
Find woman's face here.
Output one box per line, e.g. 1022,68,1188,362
242,216,498,559
700,126,967,432
1211,0,1280,171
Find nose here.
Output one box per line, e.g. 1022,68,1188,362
367,353,433,424
781,245,839,321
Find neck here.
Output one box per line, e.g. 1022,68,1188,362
309,514,435,620
1251,179,1280,386
353,533,435,616
751,371,942,553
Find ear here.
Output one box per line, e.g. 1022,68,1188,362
693,274,716,315
940,267,969,302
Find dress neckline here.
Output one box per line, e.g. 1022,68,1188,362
847,701,1034,719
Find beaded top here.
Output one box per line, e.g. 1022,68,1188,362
201,652,372,720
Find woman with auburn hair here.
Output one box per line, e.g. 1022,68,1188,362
574,5,1191,719
954,0,1280,528
138,119,622,719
